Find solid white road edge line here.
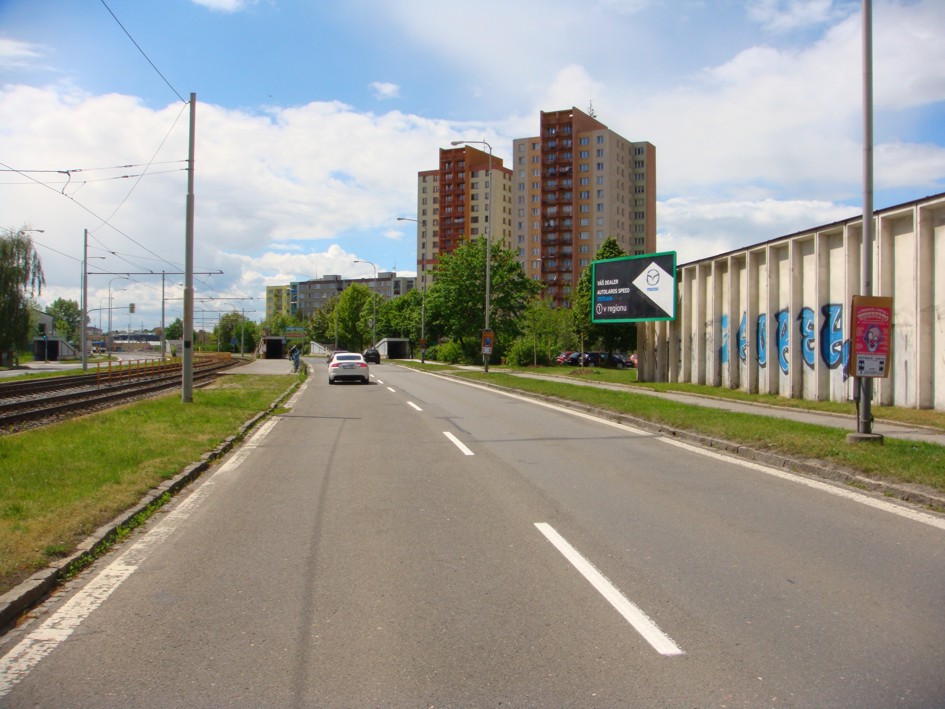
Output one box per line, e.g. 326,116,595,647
535,522,684,657
419,371,945,532
407,401,423,411
443,431,474,456
659,436,945,532
0,416,282,698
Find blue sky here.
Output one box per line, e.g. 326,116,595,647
2,0,944,329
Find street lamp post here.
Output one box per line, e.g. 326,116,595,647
353,259,378,347
107,276,129,355
397,216,426,362
451,139,493,372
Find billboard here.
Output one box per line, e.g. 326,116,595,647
591,251,677,323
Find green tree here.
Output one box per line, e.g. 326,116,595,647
47,297,82,344
0,227,45,366
164,317,183,341
213,312,259,354
335,283,371,350
520,297,574,366
426,237,541,358
381,289,424,341
263,313,290,337
358,291,382,347
307,295,339,346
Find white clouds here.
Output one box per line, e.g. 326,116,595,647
190,0,254,12
0,85,450,323
0,38,45,68
746,0,846,33
658,196,856,263
369,82,401,100
538,66,606,118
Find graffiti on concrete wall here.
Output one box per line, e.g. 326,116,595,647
724,304,850,377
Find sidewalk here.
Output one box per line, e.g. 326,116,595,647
221,357,296,375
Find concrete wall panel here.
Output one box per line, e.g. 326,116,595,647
659,193,945,410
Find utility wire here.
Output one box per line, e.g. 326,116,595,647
0,160,186,174
1,160,182,273
100,0,186,103
92,100,190,229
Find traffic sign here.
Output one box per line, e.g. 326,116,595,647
481,330,494,355
591,251,677,323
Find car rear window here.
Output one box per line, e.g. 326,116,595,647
336,354,361,361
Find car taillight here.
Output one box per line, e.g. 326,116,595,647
358,362,367,367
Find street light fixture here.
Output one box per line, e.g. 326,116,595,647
353,259,378,347
451,139,493,372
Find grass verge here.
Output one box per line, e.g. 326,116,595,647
0,373,295,594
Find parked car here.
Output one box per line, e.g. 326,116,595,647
582,352,627,368
328,353,370,384
564,351,583,366
362,348,380,364
555,351,574,364
605,353,628,369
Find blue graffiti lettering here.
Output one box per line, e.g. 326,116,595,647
737,312,747,363
776,309,790,374
798,307,816,368
756,313,767,367
720,314,729,364
820,304,844,369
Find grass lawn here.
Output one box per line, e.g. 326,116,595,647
0,373,296,594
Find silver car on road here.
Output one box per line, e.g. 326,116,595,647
327,352,370,384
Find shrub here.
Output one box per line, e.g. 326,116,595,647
436,340,465,364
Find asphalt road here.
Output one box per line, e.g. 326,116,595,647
2,363,944,707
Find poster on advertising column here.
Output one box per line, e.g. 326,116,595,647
850,295,893,378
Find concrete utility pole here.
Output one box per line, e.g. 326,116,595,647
856,0,877,439
182,93,196,403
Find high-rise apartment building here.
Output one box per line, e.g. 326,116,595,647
265,285,294,321
514,107,656,307
414,145,513,290
409,109,655,306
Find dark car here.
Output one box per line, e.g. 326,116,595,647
606,353,628,369
583,351,603,367
564,351,583,366
362,348,381,364
583,352,627,368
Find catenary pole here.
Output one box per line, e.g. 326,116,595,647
182,93,196,403
858,0,874,435
81,229,88,370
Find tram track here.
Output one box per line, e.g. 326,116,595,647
0,357,242,434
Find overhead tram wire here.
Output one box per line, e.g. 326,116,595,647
0,161,185,276
91,101,190,231
99,0,187,105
